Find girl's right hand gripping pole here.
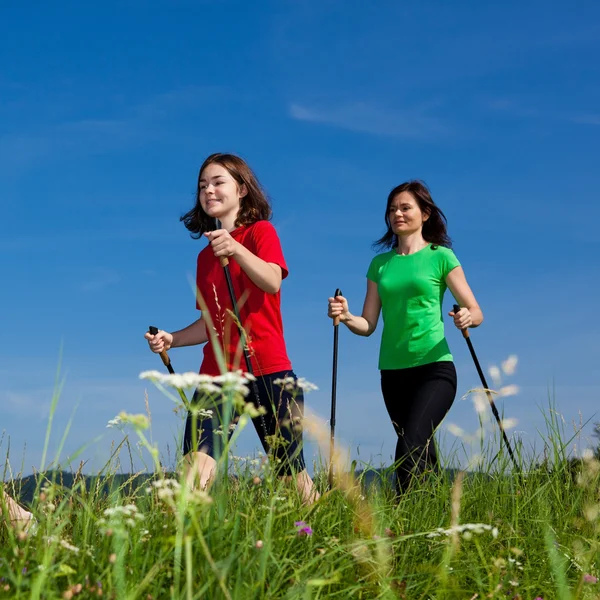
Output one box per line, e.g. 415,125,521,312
149,326,175,375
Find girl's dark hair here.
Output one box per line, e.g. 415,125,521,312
181,153,272,238
373,180,452,250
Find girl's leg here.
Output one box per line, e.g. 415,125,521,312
251,372,319,504
382,362,457,493
1,489,35,530
182,390,235,490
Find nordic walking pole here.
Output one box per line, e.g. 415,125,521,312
453,305,519,470
214,220,268,438
147,326,189,406
329,288,342,488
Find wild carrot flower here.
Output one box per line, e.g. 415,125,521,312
117,412,149,431
427,523,498,539
106,416,123,429
296,378,318,392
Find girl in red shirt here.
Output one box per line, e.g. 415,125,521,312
145,153,317,504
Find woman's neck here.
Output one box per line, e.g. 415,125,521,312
395,232,428,255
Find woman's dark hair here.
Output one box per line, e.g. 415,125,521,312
181,153,272,238
373,180,452,250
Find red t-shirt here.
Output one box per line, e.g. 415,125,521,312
195,220,293,376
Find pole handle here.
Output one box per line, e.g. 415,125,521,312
213,219,230,267
333,288,343,327
148,326,171,367
453,304,469,339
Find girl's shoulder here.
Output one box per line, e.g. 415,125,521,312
245,219,281,245
247,219,276,233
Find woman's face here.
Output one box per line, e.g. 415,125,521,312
388,191,428,237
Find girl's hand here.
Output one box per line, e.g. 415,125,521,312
144,329,173,353
328,294,350,323
204,229,240,258
449,307,472,330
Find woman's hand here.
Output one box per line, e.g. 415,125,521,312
204,229,240,258
449,307,473,330
328,294,350,323
144,329,174,353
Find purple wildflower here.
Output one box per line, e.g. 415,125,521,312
583,574,598,584
294,520,313,536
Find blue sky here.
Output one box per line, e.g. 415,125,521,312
2,1,599,477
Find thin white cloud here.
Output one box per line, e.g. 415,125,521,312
289,101,448,139
79,269,121,293
0,390,51,419
484,96,600,126
0,85,220,171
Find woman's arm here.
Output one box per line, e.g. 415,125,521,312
446,266,483,329
328,279,381,337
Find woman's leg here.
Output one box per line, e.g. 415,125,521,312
381,362,457,493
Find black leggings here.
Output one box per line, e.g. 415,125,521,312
381,361,457,493
183,370,306,476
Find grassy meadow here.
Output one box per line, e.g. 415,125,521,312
1,371,599,600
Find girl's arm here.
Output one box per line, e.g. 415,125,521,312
446,266,483,329
204,229,282,294
144,318,208,354
328,279,381,337
231,244,282,294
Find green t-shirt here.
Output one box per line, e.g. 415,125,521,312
366,244,460,370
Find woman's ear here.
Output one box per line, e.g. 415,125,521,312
422,209,431,222
239,183,248,199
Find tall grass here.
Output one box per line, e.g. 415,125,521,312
1,372,599,599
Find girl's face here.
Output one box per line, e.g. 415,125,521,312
388,191,428,237
199,163,247,221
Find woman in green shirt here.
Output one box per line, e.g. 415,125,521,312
328,180,483,494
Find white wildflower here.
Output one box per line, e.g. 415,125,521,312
118,412,149,430
191,408,214,419
296,378,318,392
59,539,80,553
501,355,518,376
106,416,123,429
499,385,519,398
447,423,465,438
427,523,498,539
273,376,295,389
488,365,502,386
500,418,518,430
472,393,487,414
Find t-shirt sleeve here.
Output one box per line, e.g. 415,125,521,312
366,255,381,283
440,248,461,279
249,221,289,280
